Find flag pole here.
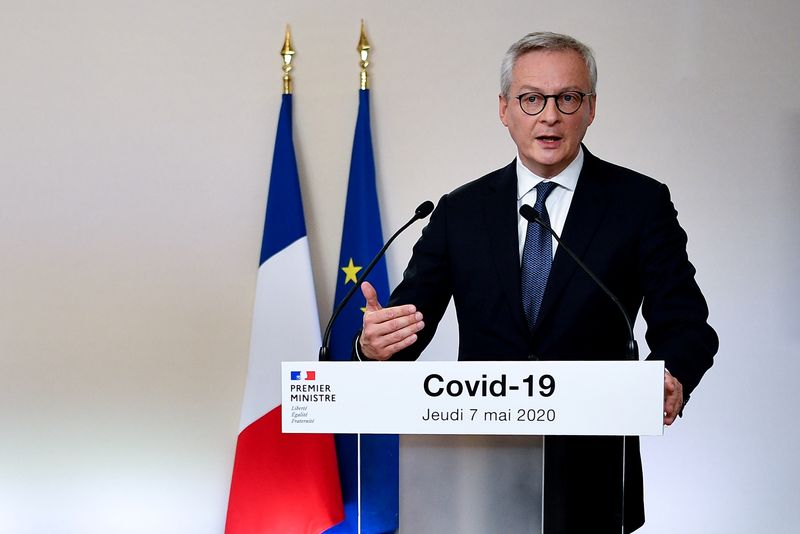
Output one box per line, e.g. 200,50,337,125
356,21,370,534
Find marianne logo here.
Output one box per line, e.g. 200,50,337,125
290,370,316,381
288,369,334,404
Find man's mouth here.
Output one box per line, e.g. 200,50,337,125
536,135,562,145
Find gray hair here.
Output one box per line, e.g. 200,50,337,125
500,32,597,97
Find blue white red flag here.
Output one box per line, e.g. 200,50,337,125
225,93,343,534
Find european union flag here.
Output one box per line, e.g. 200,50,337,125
325,89,399,533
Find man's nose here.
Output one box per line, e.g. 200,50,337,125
539,97,561,123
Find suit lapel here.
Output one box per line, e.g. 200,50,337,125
535,148,610,331
483,161,529,335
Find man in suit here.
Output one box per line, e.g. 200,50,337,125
356,32,718,533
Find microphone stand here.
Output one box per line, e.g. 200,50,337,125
520,204,636,533
319,200,434,360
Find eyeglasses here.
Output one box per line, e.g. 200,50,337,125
515,91,594,116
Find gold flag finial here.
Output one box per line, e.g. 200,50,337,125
357,19,371,90
281,25,295,94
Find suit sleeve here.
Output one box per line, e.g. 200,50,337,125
639,183,718,399
381,194,455,361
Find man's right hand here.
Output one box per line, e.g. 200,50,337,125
359,281,424,360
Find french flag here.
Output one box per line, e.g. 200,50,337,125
291,371,317,381
225,93,343,533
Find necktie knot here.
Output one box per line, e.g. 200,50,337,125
534,181,558,212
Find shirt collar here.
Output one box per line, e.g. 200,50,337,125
516,146,584,200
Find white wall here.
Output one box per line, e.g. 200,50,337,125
1,1,798,533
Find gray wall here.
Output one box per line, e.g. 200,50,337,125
2,1,798,533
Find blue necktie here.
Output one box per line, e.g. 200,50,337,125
521,180,558,330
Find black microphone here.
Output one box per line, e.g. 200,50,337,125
519,204,639,360
319,200,435,360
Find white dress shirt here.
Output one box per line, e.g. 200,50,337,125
516,147,584,262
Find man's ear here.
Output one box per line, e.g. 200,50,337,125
499,93,509,127
587,94,596,126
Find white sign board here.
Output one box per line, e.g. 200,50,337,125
282,360,664,436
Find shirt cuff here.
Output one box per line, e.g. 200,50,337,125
354,333,370,361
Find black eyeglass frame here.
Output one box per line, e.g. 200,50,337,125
514,91,595,116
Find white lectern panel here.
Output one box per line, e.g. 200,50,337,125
282,360,663,436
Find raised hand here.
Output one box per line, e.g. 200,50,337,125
358,281,424,360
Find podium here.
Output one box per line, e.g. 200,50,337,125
282,360,664,533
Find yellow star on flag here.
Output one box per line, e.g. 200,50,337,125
341,258,362,285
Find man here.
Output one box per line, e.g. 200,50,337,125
356,32,717,533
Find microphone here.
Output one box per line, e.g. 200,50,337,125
319,200,435,360
519,204,639,360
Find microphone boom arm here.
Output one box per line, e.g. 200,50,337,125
319,201,434,360
520,205,639,360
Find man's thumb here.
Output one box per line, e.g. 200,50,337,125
360,281,382,311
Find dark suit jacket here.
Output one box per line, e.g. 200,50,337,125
384,147,718,533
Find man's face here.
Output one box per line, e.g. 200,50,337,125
499,49,595,178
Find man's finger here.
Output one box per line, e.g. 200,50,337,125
366,316,425,348
663,372,683,426
367,305,419,327
361,281,382,312
664,373,676,392
362,309,424,346
381,332,421,355
363,321,424,360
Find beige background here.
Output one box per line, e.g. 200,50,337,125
2,1,799,533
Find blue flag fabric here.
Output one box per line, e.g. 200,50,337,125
325,89,399,534
261,94,306,264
